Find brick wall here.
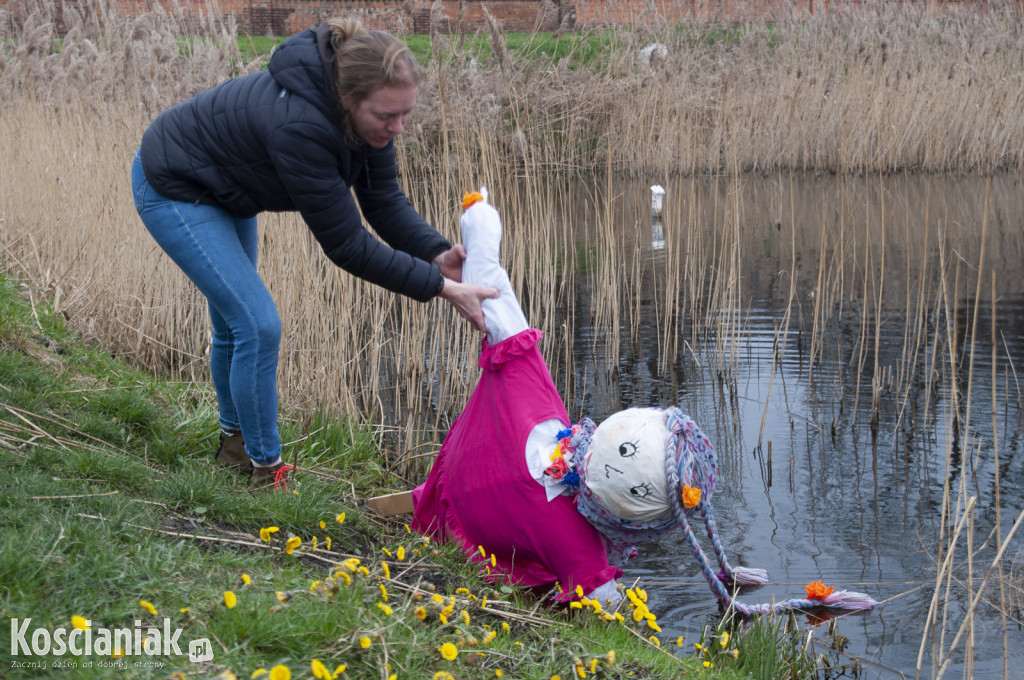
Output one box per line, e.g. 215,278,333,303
1,1,976,37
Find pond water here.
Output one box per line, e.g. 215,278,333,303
543,173,1024,678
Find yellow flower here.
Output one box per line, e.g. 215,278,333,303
285,536,302,555
380,584,388,601
224,591,237,609
589,659,598,672
607,650,616,664
433,673,454,680
648,636,660,647
414,606,427,620
325,537,333,551
310,580,322,593
139,600,158,616
359,636,371,649
569,601,583,610
336,512,346,524
241,573,251,586
694,643,703,651
259,526,279,542
377,602,393,615
438,642,458,661
478,545,487,557
676,637,684,646
720,631,730,647
551,676,562,680
702,661,713,669
635,588,648,603
71,616,90,630
333,665,347,676
319,520,326,529
613,612,624,622
276,591,292,604
490,554,497,567
268,666,291,680
728,649,739,659
495,671,504,678
251,670,267,679
439,613,448,624
180,608,190,614
338,572,352,587
357,567,370,577
311,660,331,680
381,562,391,579
460,610,470,625
482,630,496,645
647,620,661,632
397,546,405,560
501,622,510,633
312,536,318,551
382,547,393,557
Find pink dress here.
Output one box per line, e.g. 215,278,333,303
411,329,621,600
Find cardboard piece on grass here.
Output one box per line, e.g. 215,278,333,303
367,491,414,516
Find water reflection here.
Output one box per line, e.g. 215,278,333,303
548,173,1024,678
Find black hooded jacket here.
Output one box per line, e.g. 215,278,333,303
139,25,449,302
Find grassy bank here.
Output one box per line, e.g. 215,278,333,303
0,272,833,679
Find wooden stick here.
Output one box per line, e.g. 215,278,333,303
30,491,120,500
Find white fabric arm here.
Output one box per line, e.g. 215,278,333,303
587,579,623,607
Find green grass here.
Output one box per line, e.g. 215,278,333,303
0,271,825,679
232,31,621,72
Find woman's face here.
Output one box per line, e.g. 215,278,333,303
343,84,417,149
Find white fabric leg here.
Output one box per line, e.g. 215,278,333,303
460,188,529,344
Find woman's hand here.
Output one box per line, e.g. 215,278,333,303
438,278,499,332
433,245,467,282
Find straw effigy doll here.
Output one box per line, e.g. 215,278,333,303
409,189,878,616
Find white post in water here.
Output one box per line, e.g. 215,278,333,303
650,185,665,217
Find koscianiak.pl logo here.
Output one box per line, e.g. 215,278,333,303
9,617,213,671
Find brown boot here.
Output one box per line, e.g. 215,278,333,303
215,431,252,472
249,461,296,492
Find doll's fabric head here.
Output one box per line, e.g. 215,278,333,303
572,407,720,565
581,407,718,524
583,408,674,523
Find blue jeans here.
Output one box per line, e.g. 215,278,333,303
131,149,282,465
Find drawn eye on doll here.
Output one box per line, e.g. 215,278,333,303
603,464,623,478
629,482,653,498
618,441,639,458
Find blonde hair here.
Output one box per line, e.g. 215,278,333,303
327,17,423,107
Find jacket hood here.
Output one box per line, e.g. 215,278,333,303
267,25,342,125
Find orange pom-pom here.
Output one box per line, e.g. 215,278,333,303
461,191,484,209
681,485,702,509
804,581,835,600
